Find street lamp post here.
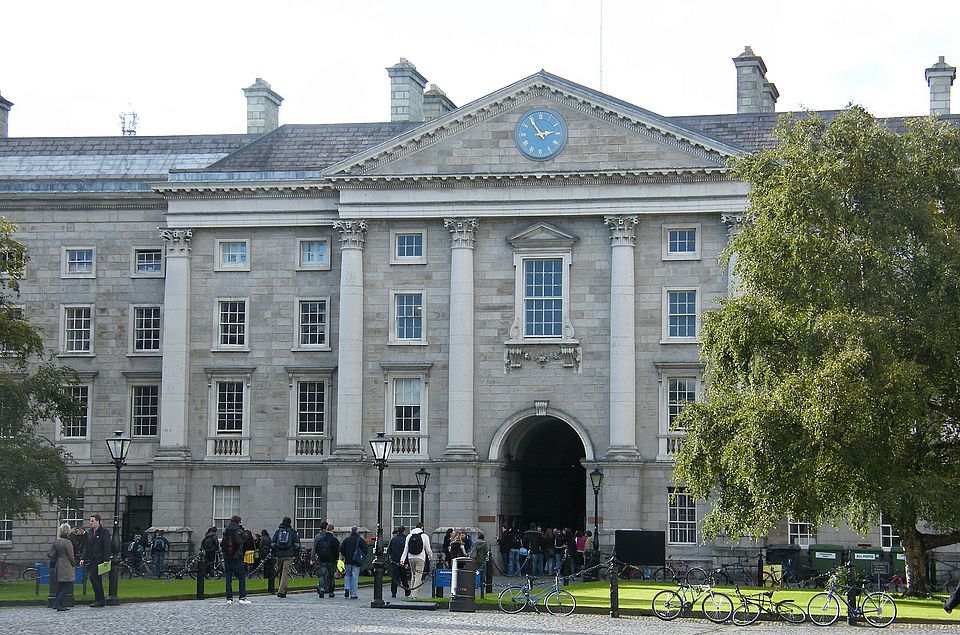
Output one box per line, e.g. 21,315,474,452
105,430,131,606
590,467,604,551
415,467,430,525
369,432,393,609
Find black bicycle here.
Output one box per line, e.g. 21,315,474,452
731,583,807,625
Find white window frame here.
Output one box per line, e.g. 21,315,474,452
390,230,427,265
60,304,94,356
655,363,703,461
212,486,240,530
389,289,427,345
662,223,701,261
512,252,574,343
215,239,250,272
391,486,422,530
129,304,162,355
879,515,901,551
668,487,698,545
130,246,165,278
290,376,328,436
214,298,249,351
661,287,700,344
59,494,85,528
382,364,431,458
0,513,11,543
130,384,160,438
295,486,324,538
210,379,248,436
0,305,23,356
788,519,817,547
293,297,331,351
58,384,92,440
296,237,331,271
61,247,96,278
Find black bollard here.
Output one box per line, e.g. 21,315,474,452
267,557,276,594
846,562,858,625
485,559,493,596
610,560,620,618
196,555,205,600
757,551,764,586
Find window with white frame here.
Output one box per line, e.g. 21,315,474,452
788,519,817,546
392,378,422,433
392,487,421,530
0,514,11,542
390,231,426,265
59,493,85,528
390,291,425,344
0,306,23,356
213,486,240,530
382,364,431,457
880,516,901,550
216,299,247,349
668,487,697,544
662,224,701,260
131,385,159,437
668,378,697,430
132,305,161,353
132,247,164,276
61,385,90,438
662,288,699,342
62,247,95,277
215,239,249,271
296,380,325,435
523,258,564,337
62,305,93,354
215,381,244,434
295,299,328,349
297,238,330,270
295,486,324,538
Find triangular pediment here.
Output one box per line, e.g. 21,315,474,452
323,71,744,181
507,222,578,249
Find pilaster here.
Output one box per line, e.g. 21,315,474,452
333,220,366,458
157,228,192,461
721,214,749,297
443,218,478,458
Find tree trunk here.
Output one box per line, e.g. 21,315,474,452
900,526,929,596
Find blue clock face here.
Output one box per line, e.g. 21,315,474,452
514,109,567,160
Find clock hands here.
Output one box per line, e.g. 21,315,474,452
528,116,546,138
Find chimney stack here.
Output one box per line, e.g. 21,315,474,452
0,92,12,138
387,58,427,122
733,46,778,114
423,84,456,120
243,78,283,135
925,56,956,115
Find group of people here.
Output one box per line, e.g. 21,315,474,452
45,514,113,611
126,526,170,577
497,523,593,577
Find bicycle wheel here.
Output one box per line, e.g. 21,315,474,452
776,600,807,624
701,591,734,623
710,570,732,587
498,586,528,614
686,567,708,585
652,566,674,582
807,592,840,626
861,592,896,627
544,589,576,616
732,599,762,626
20,567,39,581
652,589,683,620
0,563,21,581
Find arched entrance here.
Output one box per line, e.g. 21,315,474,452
494,413,588,531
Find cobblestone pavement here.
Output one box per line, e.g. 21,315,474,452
5,586,959,635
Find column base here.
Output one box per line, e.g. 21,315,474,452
443,445,478,459
332,445,365,460
604,445,640,460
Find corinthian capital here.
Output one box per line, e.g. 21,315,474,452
443,217,479,249
159,228,192,255
333,220,367,249
603,215,639,247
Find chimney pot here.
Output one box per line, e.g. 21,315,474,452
733,46,776,114
0,92,12,138
423,84,457,120
387,59,428,122
925,56,956,115
243,78,284,135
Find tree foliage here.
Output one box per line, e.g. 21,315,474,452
0,217,79,518
673,108,960,593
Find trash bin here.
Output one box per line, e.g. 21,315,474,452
449,557,477,612
889,548,906,576
809,544,845,574
849,546,884,578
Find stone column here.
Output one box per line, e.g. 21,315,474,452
157,229,192,459
333,220,366,457
443,218,478,457
721,214,748,297
604,216,639,458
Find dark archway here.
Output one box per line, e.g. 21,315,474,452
509,416,586,531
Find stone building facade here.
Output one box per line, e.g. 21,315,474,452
0,52,956,566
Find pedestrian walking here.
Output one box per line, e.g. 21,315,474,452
388,526,409,598
150,529,170,577
200,527,218,578
272,517,301,598
79,514,111,608
313,522,340,598
47,523,77,611
400,521,433,599
340,526,367,599
471,532,490,588
221,515,251,605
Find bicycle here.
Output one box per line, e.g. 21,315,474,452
807,581,897,627
0,554,22,581
652,558,708,584
498,559,577,616
708,558,758,587
731,583,806,625
652,580,735,622
117,556,151,579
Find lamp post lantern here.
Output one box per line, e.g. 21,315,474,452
369,432,392,608
105,430,131,606
415,467,430,525
590,467,604,551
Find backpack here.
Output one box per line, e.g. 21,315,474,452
222,529,238,557
275,528,293,550
201,534,217,553
315,534,334,561
351,537,365,566
153,538,167,552
408,532,424,556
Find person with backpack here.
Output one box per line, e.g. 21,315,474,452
339,526,367,599
272,516,301,598
221,515,251,604
471,532,490,589
521,523,544,575
150,529,170,577
400,521,433,599
200,526,219,578
387,526,409,598
312,522,340,598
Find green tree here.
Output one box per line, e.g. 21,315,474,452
673,108,960,595
0,217,79,519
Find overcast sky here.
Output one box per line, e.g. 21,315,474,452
1,0,957,137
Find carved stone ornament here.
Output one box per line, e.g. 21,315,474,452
158,228,192,254
333,220,367,249
504,342,582,373
603,215,639,246
443,217,479,249
721,213,751,233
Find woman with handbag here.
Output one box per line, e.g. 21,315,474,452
47,523,77,611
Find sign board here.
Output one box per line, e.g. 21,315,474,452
854,552,879,560
871,562,890,575
814,551,837,560
896,553,906,561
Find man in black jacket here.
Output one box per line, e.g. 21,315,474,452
387,526,409,598
312,522,340,598
272,516,301,598
339,527,367,599
521,523,544,576
80,514,111,607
